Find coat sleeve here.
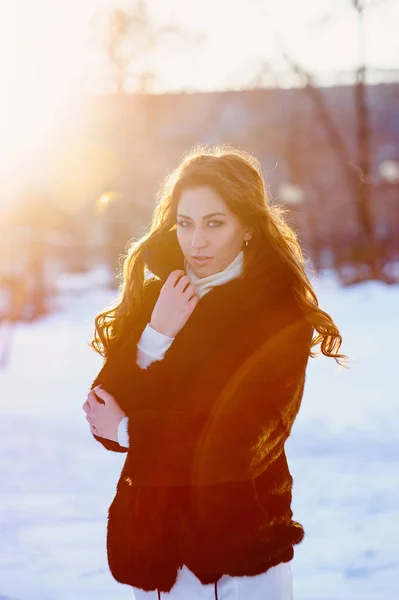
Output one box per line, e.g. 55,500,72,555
87,278,164,453
114,313,313,486
94,346,193,463
88,362,129,453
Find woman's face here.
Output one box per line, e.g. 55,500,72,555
176,186,252,278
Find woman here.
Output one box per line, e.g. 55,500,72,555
82,145,347,599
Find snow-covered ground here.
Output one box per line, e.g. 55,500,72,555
0,270,397,600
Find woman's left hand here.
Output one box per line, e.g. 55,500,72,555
82,385,126,442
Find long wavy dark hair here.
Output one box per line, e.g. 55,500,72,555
90,144,347,367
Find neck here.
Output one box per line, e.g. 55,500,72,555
184,251,244,299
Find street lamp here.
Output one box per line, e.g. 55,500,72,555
278,182,305,236
379,160,399,185
278,182,305,207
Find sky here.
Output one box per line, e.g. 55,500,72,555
0,0,398,202
1,0,398,141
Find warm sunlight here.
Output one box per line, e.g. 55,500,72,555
0,0,103,199
2,2,84,142
1,0,398,206
96,192,121,213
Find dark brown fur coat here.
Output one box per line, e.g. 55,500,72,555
90,231,313,593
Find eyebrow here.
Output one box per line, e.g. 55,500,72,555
177,212,227,220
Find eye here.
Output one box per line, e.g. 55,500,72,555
177,220,224,228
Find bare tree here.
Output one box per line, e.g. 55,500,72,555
93,0,203,94
352,0,376,263
103,2,157,95
89,1,205,277
271,0,393,282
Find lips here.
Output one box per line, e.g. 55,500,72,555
192,256,213,265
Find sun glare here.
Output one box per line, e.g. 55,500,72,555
0,0,101,201
0,0,397,207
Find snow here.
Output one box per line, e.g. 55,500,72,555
0,270,397,599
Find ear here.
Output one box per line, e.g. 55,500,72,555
244,229,253,243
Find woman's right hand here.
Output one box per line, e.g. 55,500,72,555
149,270,200,338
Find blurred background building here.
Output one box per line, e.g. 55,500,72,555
1,0,398,322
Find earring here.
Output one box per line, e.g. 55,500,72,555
245,240,249,247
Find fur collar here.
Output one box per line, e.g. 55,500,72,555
141,228,296,325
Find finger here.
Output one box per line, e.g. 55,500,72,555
87,390,100,410
93,385,115,404
167,270,186,286
89,388,105,406
175,275,191,292
86,413,97,428
188,294,200,306
183,284,196,298
82,400,90,414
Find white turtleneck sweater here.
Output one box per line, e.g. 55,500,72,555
117,250,244,448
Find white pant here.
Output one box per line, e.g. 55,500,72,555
132,562,293,599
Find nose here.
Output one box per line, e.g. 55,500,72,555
191,227,208,250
